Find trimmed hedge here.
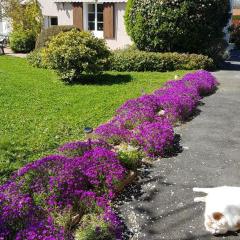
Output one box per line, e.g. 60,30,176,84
110,50,214,72
35,25,78,49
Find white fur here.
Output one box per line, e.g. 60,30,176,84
193,186,240,235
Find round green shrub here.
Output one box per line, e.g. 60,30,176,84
125,0,230,57
42,29,111,82
10,30,36,53
35,25,78,49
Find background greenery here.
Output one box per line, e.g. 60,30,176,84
125,0,230,59
0,56,189,182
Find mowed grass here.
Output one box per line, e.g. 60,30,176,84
0,55,189,182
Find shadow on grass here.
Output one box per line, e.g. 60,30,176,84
69,73,133,86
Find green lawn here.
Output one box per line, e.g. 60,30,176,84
0,55,189,182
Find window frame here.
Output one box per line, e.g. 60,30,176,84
84,3,103,38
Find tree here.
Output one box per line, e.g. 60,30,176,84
1,0,42,36
125,0,231,57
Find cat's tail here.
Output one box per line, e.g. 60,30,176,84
193,187,212,194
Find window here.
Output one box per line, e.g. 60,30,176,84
50,17,58,26
87,3,103,32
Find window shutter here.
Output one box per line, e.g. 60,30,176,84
103,3,115,39
73,3,83,31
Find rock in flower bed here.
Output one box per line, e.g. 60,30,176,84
0,70,218,239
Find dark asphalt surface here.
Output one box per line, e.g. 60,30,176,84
119,50,240,240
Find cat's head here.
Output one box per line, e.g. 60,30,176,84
205,212,229,235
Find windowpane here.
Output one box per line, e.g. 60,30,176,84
50,17,58,26
88,13,95,22
97,23,103,31
88,4,95,13
97,13,103,22
97,4,103,13
88,22,95,31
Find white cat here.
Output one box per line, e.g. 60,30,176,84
193,186,240,235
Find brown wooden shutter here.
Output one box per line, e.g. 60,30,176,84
103,3,115,39
73,3,83,31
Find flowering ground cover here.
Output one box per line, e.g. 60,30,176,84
0,56,188,183
0,67,218,239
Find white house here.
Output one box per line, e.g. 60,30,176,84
0,4,11,35
38,0,132,49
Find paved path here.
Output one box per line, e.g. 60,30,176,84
119,50,240,240
4,47,27,58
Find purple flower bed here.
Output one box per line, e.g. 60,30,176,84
133,119,174,157
0,70,218,239
0,149,125,239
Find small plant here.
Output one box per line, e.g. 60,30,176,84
75,214,115,240
117,144,144,171
42,29,111,82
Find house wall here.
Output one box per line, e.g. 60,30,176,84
38,1,131,49
106,2,132,50
38,0,73,27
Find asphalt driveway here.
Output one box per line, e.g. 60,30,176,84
119,50,240,240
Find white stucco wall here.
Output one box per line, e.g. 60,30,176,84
38,1,131,49
38,0,73,27
106,3,132,50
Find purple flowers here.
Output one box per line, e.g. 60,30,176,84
95,121,133,145
0,70,218,239
0,148,126,239
133,119,174,157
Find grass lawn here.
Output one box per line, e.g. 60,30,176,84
0,55,189,182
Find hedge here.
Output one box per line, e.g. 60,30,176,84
110,50,215,72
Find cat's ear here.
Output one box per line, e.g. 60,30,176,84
212,212,224,221
193,187,211,194
194,197,206,202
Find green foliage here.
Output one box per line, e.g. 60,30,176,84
42,30,111,82
75,214,114,240
111,49,214,72
0,56,188,183
27,49,47,68
117,145,144,171
125,0,230,57
35,25,78,49
2,0,42,36
229,24,240,49
10,29,36,53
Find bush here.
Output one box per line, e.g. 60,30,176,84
42,29,111,82
125,0,230,57
27,49,47,68
10,30,36,53
35,25,78,49
229,25,240,49
110,50,214,72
